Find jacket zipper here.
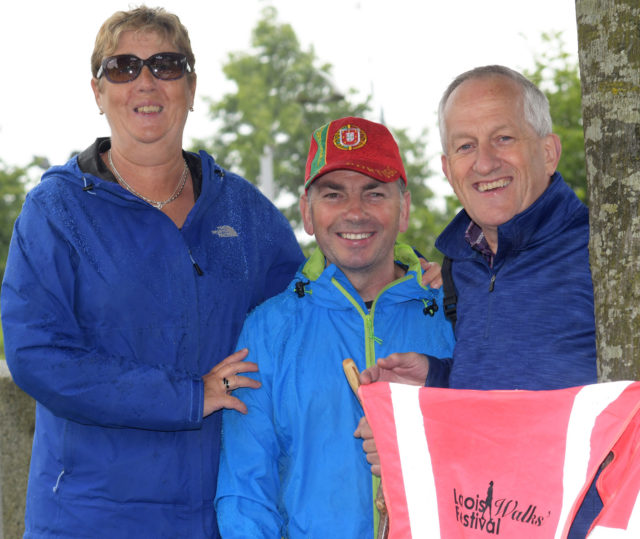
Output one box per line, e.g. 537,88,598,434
330,273,414,537
331,274,412,367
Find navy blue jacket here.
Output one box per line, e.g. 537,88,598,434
436,172,599,538
436,172,597,390
1,150,303,538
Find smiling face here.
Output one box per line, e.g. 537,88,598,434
300,170,410,298
440,75,561,252
91,30,196,155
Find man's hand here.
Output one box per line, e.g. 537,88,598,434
359,352,429,386
420,259,443,289
356,353,431,476
354,416,381,476
202,348,261,417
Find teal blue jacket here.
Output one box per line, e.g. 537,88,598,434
215,245,455,538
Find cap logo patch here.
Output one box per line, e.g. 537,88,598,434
334,125,367,151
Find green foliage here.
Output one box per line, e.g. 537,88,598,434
0,160,39,357
0,159,28,357
0,160,29,280
392,127,453,262
525,32,587,203
195,5,449,256
194,6,369,223
399,193,461,264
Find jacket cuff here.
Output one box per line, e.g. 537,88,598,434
425,355,451,388
189,376,204,426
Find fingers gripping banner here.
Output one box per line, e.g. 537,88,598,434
359,382,640,538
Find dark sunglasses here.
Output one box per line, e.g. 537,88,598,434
97,52,192,83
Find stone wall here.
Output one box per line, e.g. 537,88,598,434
0,361,34,539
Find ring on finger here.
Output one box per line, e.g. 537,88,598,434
223,377,230,390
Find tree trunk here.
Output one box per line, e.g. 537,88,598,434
576,0,640,381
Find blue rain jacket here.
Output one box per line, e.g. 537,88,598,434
1,150,303,538
215,245,455,538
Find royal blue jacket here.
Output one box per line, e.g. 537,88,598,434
1,150,303,538
435,172,597,390
215,245,455,538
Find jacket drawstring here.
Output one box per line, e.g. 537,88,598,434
189,251,204,276
52,470,65,493
82,177,96,194
422,298,439,317
294,280,310,298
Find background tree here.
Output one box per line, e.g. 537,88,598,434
576,0,640,381
0,159,31,356
393,127,452,262
525,32,587,202
0,161,29,280
195,6,448,259
195,6,367,225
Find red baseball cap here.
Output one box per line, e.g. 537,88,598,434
304,116,407,190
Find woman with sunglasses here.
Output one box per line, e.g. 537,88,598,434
1,6,303,538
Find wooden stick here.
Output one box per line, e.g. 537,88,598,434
342,359,390,539
343,358,361,397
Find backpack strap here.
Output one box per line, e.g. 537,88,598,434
441,256,457,330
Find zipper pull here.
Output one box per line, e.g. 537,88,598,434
489,274,496,292
366,315,383,345
189,251,204,276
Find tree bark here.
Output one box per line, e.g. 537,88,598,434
576,0,640,381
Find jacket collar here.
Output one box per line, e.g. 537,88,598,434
436,172,583,264
294,243,435,311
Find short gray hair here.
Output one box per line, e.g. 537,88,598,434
438,65,552,154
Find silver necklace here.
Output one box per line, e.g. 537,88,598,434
108,149,188,210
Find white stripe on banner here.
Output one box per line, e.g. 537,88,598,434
555,381,632,538
390,383,440,537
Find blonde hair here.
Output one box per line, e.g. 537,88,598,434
91,6,195,81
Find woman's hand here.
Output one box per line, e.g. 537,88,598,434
202,348,261,417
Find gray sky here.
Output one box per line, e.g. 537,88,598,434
1,0,578,191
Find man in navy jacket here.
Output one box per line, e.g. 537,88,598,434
357,65,598,537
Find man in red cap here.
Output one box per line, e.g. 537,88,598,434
215,117,455,538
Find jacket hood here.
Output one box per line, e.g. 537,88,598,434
38,151,224,211
291,242,439,312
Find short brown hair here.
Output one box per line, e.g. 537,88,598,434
91,6,195,81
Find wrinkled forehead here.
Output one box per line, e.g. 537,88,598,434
444,77,527,135
446,75,523,114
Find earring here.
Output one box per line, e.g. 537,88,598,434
99,109,104,115
189,105,194,112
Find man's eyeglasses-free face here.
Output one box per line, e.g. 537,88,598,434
97,52,192,83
